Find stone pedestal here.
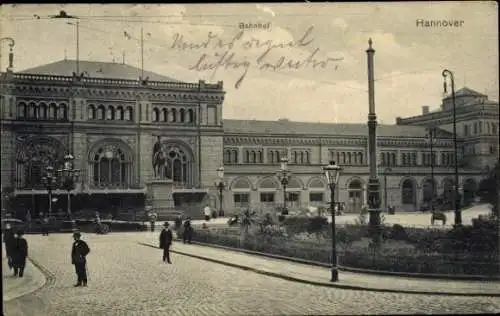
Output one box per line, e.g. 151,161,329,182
146,180,175,214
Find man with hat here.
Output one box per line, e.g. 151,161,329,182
71,231,90,287
159,222,173,264
182,217,193,244
12,230,28,277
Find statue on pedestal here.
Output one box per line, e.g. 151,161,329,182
152,136,166,179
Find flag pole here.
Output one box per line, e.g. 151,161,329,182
141,27,144,79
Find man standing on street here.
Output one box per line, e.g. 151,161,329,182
203,204,211,221
71,231,90,287
3,224,16,270
12,230,28,277
183,217,193,244
159,222,173,264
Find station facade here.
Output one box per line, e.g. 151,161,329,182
1,60,497,217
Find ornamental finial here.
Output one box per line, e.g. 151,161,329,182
368,38,373,48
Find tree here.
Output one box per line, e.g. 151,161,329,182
238,208,258,245
478,160,500,218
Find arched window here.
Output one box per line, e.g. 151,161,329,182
162,108,168,122
153,108,160,122
358,152,363,164
401,179,416,205
245,150,250,163
91,146,131,188
347,152,352,164
49,103,58,119
268,150,275,164
17,102,27,118
88,105,96,120
97,105,105,120
107,106,115,120
16,138,64,189
28,102,37,119
187,109,195,123
341,152,346,164
58,104,67,120
258,150,263,163
232,149,238,163
180,109,186,122
116,107,124,120
163,144,191,185
38,102,47,119
305,151,310,164
251,151,257,163
171,108,177,122
126,106,133,121
224,150,231,164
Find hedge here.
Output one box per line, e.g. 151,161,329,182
190,228,499,276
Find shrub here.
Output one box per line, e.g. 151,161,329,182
306,216,328,234
336,226,361,252
390,224,408,241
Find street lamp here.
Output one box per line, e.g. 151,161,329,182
41,166,57,216
383,167,392,212
0,37,15,72
442,69,462,226
215,166,225,217
323,160,342,282
276,157,291,215
58,154,80,222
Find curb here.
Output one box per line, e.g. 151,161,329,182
2,257,51,303
138,242,500,297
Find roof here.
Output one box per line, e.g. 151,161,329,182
223,119,436,138
448,87,486,98
19,60,181,82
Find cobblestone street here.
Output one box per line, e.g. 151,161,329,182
4,233,500,316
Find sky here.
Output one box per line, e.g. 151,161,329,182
1,3,498,124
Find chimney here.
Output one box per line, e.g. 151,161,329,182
422,106,430,115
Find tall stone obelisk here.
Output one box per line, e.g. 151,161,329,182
366,39,382,235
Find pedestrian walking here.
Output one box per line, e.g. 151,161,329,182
3,224,16,270
71,231,90,287
159,222,173,264
183,217,193,244
203,204,211,221
149,212,157,232
42,216,50,236
12,230,28,277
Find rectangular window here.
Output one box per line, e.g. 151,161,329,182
260,192,275,203
233,193,250,206
207,106,217,125
309,192,324,202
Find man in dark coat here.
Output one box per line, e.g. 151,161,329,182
71,231,90,287
12,230,28,277
42,216,50,236
182,217,193,244
3,224,16,270
159,222,173,264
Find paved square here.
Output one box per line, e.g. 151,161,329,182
4,232,500,315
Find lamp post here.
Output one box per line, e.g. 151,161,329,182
442,69,462,226
42,166,57,216
276,157,291,215
383,167,392,212
323,160,342,282
58,154,80,223
0,37,15,72
215,166,225,217
426,127,436,211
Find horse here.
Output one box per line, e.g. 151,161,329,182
431,211,447,226
152,150,166,178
